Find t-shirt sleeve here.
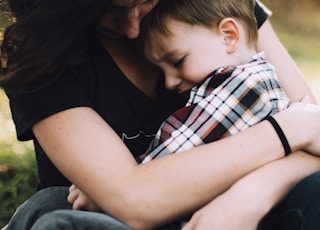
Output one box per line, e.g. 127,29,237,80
255,0,272,28
5,70,91,141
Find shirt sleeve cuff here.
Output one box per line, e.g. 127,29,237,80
255,0,273,28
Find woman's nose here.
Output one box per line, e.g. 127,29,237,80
123,19,140,39
122,9,141,39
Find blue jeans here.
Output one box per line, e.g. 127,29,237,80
31,210,132,230
5,187,73,230
5,171,320,230
4,186,132,230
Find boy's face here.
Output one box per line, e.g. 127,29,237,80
146,20,232,94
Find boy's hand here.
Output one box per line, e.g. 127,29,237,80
67,184,102,212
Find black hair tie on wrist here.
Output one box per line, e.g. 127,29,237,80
266,116,291,156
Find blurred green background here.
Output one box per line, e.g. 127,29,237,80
0,0,320,228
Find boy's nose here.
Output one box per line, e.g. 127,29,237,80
164,74,181,90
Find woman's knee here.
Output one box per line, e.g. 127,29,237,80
31,210,132,230
6,186,72,230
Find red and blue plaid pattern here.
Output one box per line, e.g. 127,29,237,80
141,53,289,163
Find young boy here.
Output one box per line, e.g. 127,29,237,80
138,0,290,163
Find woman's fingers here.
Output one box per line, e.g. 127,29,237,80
300,96,311,104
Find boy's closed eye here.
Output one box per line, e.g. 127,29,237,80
170,57,185,68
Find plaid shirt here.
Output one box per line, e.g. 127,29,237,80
141,52,289,163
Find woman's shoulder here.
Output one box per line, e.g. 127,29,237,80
255,0,272,28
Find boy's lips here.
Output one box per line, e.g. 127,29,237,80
180,89,191,98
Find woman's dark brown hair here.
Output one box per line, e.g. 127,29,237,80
0,0,110,88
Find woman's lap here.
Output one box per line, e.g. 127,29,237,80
5,186,131,230
5,171,320,230
31,210,132,230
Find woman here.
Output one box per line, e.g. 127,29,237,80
1,0,320,229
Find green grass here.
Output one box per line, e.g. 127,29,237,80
0,150,37,228
264,0,320,99
0,89,37,228
272,25,320,100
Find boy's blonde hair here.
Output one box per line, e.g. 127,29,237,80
139,0,258,54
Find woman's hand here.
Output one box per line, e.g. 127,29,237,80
274,96,320,156
182,184,261,230
182,197,257,230
67,184,102,212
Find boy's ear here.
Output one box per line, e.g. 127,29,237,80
218,18,240,54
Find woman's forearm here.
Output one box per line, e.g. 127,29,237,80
34,107,286,229
225,151,320,223
93,106,320,229
33,103,320,229
183,152,320,230
129,109,320,229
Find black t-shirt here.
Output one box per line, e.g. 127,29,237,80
5,1,270,190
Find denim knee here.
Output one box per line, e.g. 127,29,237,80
31,210,132,230
6,186,72,230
